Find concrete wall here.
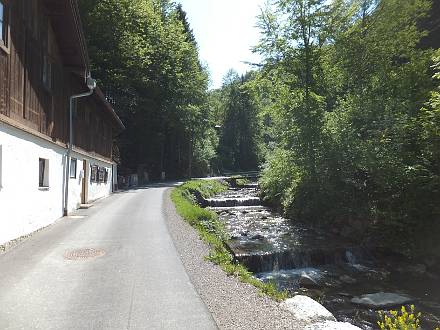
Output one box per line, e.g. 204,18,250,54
0,122,114,245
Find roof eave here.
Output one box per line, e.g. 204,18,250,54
95,87,126,131
69,0,90,79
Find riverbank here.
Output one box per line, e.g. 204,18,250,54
164,188,305,329
200,178,440,329
165,180,362,329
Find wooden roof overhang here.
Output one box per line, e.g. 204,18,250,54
95,87,126,132
43,0,89,78
43,0,125,132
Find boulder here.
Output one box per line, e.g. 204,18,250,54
351,292,414,309
305,321,362,329
300,274,321,288
280,295,336,323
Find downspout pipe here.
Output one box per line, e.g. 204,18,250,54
63,77,97,216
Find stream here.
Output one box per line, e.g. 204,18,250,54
205,180,440,329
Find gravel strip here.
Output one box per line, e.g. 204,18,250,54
163,188,306,330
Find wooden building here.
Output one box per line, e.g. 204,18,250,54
0,0,124,246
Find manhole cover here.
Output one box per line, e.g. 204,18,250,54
64,248,105,260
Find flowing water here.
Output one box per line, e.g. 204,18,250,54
206,182,440,329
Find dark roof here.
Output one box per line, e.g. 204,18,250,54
43,0,89,74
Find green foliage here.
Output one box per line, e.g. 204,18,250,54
177,180,228,200
211,71,263,172
171,180,287,301
255,0,439,244
417,49,440,204
234,177,251,187
260,149,303,208
378,305,421,330
81,0,440,254
79,0,215,179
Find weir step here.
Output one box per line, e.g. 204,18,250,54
229,246,363,273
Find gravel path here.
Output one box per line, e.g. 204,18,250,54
163,189,306,330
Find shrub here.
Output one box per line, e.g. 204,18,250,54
377,305,422,330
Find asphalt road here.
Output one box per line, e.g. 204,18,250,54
0,185,217,330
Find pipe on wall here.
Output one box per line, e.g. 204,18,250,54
63,86,95,216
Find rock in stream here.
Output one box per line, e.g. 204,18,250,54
351,292,414,309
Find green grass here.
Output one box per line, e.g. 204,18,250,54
171,179,288,302
229,176,251,187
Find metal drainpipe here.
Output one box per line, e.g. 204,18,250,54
63,89,95,216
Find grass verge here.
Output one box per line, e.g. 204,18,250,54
171,179,288,301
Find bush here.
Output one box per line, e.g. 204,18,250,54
260,148,304,210
377,305,422,330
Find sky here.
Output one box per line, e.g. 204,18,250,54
177,0,266,90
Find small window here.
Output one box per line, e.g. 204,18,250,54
0,0,9,50
70,158,77,178
39,158,49,188
90,165,98,183
98,167,104,183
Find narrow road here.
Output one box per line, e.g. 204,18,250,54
0,185,217,330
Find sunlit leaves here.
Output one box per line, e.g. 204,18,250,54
79,0,210,178
256,0,438,232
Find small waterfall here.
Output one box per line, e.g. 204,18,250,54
234,248,351,273
206,179,440,329
345,250,357,265
243,183,259,189
343,249,372,271
206,197,261,207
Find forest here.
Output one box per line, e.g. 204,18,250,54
79,0,440,254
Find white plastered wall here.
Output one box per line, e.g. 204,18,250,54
0,122,114,245
67,153,113,212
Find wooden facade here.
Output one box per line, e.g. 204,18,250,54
0,0,123,160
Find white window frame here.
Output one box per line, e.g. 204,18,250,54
39,158,49,189
70,158,77,179
0,0,10,54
